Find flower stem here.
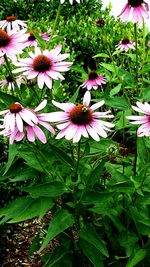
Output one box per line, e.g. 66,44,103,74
52,3,61,36
4,54,22,99
134,23,138,94
74,141,81,182
141,19,146,92
133,135,137,176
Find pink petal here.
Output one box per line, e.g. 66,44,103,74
83,91,91,106
33,125,47,144
34,100,47,112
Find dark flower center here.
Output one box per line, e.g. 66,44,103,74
0,29,11,47
28,32,36,41
6,16,16,22
122,38,130,44
128,0,143,7
69,104,93,125
9,103,22,113
88,71,98,80
6,75,14,83
96,19,105,27
33,55,52,72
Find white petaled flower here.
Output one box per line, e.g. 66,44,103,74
81,71,107,91
12,45,73,89
47,91,114,143
118,0,149,24
0,103,38,134
116,38,135,52
0,75,22,90
127,101,150,137
0,16,27,32
0,28,28,60
0,100,55,144
23,31,50,48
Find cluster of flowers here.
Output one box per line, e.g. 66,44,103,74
0,0,149,145
0,92,115,144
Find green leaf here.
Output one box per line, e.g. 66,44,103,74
108,181,135,193
79,239,104,267
32,32,46,46
48,144,74,166
9,167,37,182
110,84,121,97
69,87,80,103
93,53,109,58
4,143,18,174
0,91,20,106
18,149,45,172
88,160,106,186
22,182,68,198
90,139,118,155
101,63,118,73
126,248,147,267
81,191,113,206
43,246,71,267
39,209,74,252
131,207,150,227
137,137,150,164
119,231,139,257
105,96,130,110
0,197,53,224
79,225,109,257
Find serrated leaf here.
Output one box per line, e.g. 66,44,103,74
39,209,74,252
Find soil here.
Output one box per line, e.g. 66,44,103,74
1,212,57,267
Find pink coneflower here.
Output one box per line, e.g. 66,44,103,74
60,0,83,4
23,31,50,48
0,16,27,32
0,28,27,60
118,0,149,24
116,38,135,52
127,101,150,136
12,45,72,89
0,102,38,133
0,75,22,90
0,100,55,144
47,91,114,143
81,71,107,91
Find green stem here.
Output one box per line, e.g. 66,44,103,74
133,135,137,176
4,54,22,99
52,3,61,36
134,23,138,94
141,19,146,92
122,111,125,175
74,141,81,182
